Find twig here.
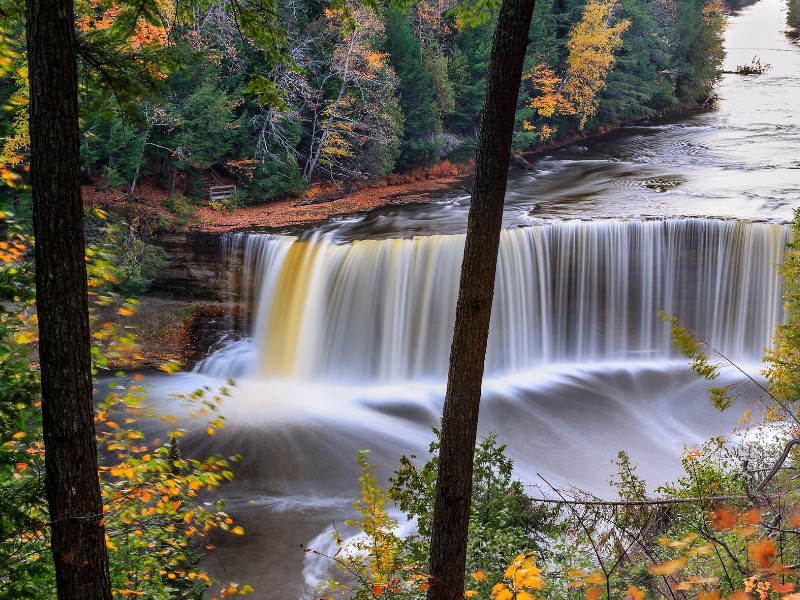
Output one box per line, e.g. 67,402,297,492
526,494,780,506
755,438,800,493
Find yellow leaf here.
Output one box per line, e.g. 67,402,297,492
627,585,644,600
648,557,686,575
568,569,584,579
465,592,479,598
585,571,606,585
494,589,513,600
472,570,486,582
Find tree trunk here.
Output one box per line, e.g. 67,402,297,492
168,161,177,199
26,0,113,596
426,1,536,599
303,31,357,181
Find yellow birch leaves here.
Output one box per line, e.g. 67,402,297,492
525,0,630,135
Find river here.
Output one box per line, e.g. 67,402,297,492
142,0,800,596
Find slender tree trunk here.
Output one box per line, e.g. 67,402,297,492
303,32,357,181
426,1,535,599
26,0,113,597
168,161,177,199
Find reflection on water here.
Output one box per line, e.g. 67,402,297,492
171,0,800,596
309,0,800,243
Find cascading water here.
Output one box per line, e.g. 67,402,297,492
198,218,787,383
169,1,800,595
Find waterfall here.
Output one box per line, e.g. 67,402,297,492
198,218,788,382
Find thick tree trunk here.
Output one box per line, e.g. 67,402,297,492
426,1,536,599
26,0,113,597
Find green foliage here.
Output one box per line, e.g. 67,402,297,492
595,0,677,123
762,209,800,423
241,165,307,204
389,431,557,591
86,212,169,297
384,9,442,170
446,21,494,135
310,433,557,599
0,212,247,599
320,450,405,599
161,193,194,228
789,0,800,32
0,218,52,599
670,0,726,103
734,56,771,75
2,0,730,197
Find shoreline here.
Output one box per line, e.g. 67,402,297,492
187,104,711,233
84,101,710,236
112,102,712,369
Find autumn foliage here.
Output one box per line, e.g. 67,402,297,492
524,0,630,139
0,212,250,598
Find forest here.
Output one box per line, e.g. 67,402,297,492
1,0,733,207
3,0,800,598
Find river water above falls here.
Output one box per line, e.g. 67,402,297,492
142,0,800,596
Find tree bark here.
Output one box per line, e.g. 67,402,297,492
26,0,113,596
426,1,536,599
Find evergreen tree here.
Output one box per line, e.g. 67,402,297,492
595,0,675,124
671,0,725,102
384,8,442,170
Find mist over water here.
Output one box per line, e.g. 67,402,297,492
142,0,800,596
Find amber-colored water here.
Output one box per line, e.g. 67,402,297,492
143,0,800,596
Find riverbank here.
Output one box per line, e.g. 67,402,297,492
84,103,714,235
102,101,716,370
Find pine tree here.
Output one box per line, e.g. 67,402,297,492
384,8,442,170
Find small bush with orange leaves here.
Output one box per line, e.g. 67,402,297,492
0,210,252,599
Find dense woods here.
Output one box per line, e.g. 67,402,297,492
1,0,730,207
2,0,799,597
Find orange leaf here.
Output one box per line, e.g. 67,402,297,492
648,558,686,575
744,509,762,525
586,586,602,600
495,589,513,600
749,539,776,569
708,507,737,531
769,577,794,593
697,592,720,600
585,571,606,585
626,585,644,600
